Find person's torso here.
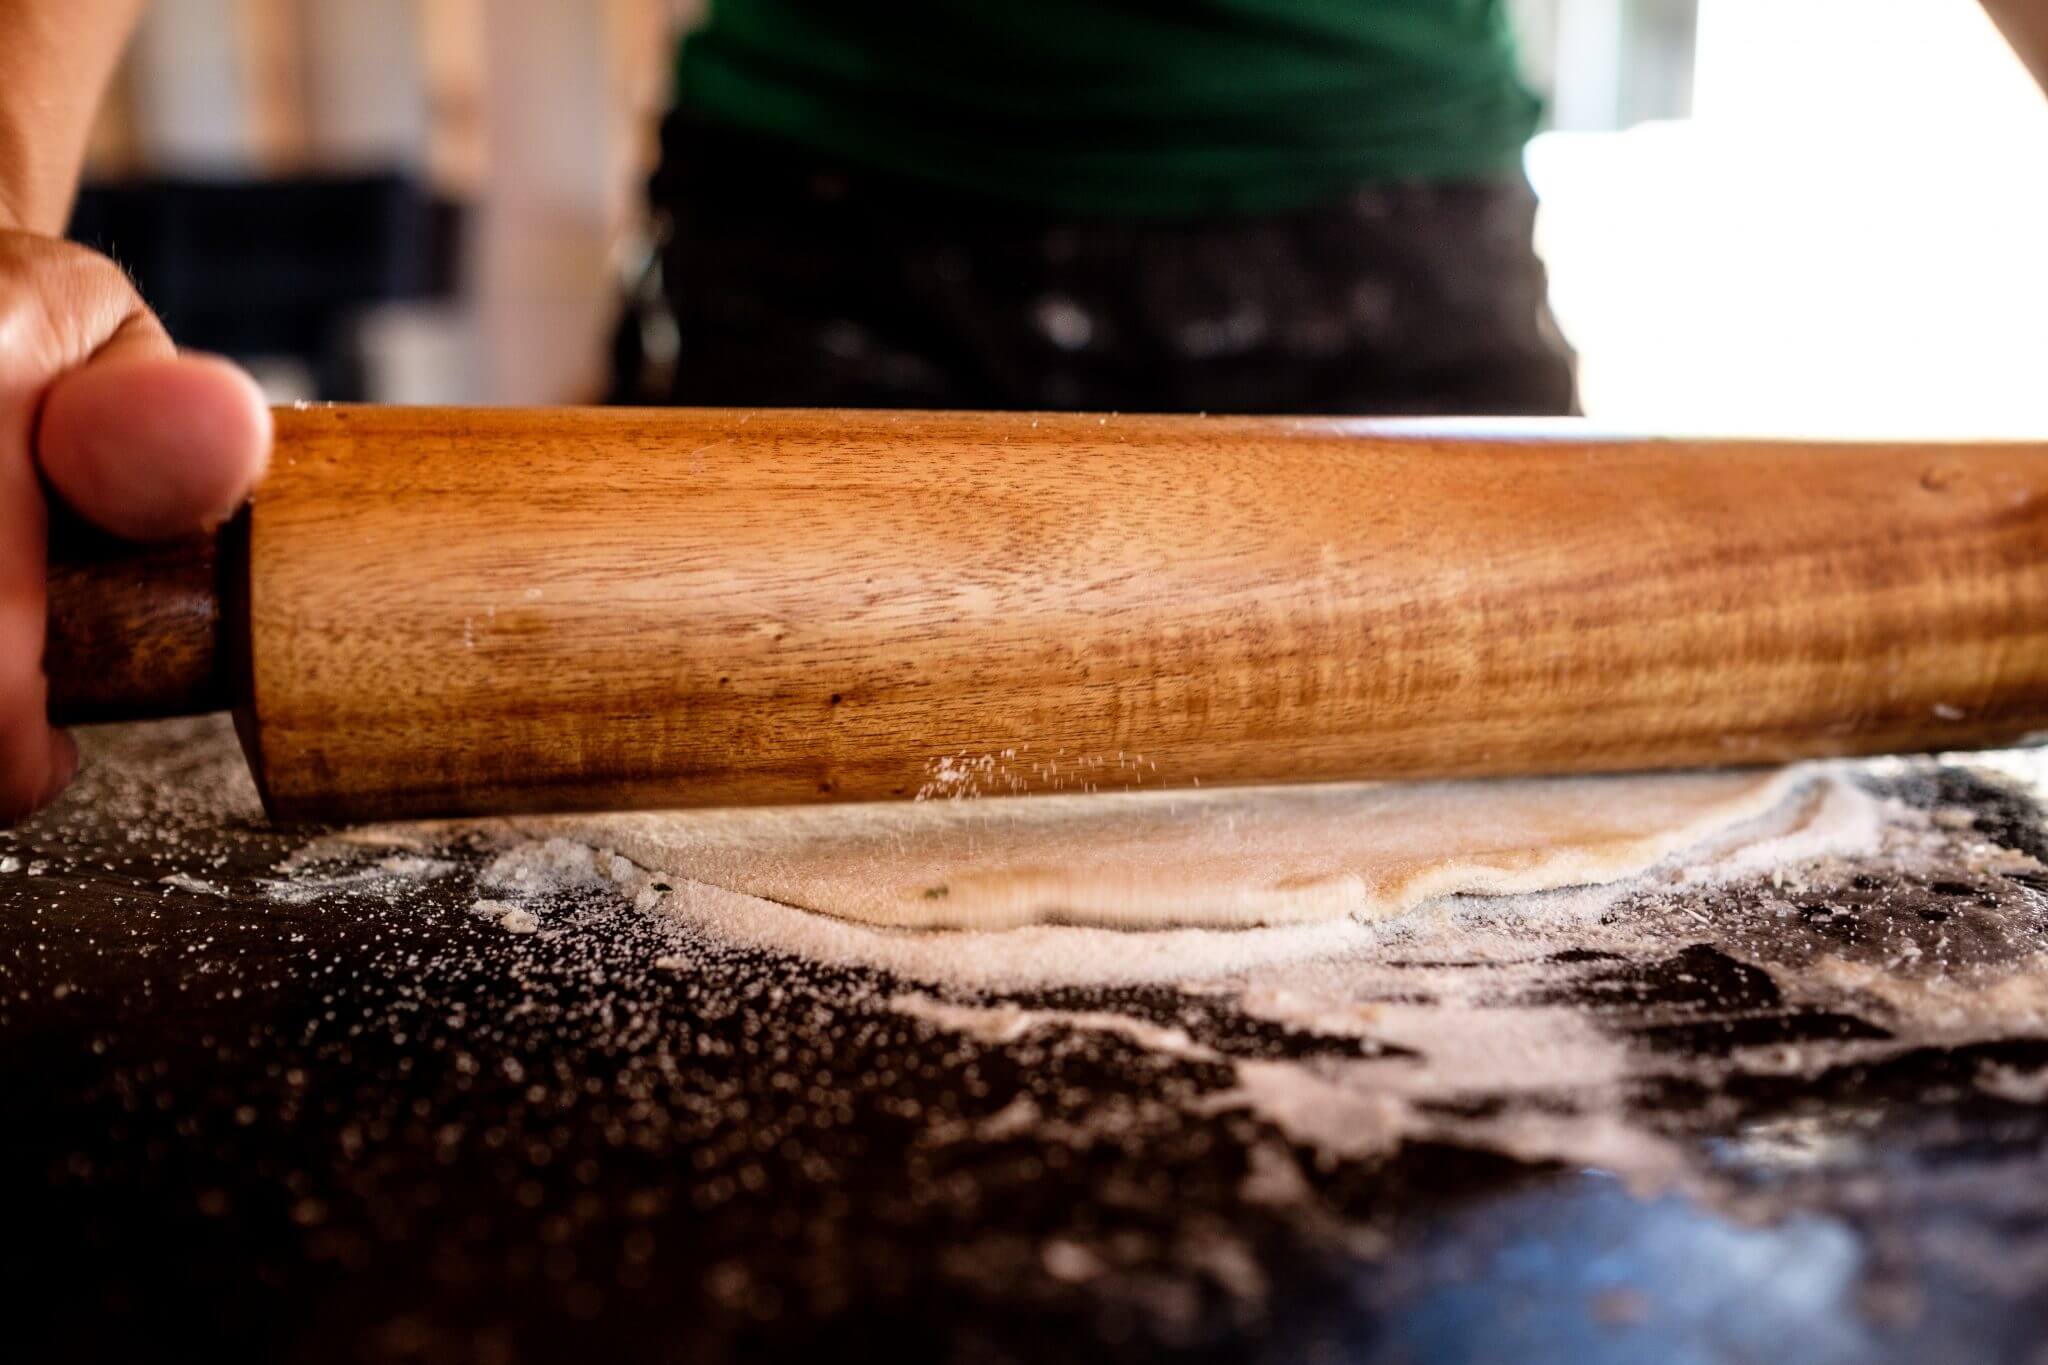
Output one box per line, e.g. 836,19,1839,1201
674,0,1541,219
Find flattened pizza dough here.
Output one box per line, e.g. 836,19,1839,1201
507,766,1822,931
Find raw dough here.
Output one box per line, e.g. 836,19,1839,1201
507,767,1821,931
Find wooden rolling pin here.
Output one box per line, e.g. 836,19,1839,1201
43,405,2048,822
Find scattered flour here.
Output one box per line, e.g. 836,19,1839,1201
35,714,2048,1336
159,872,228,897
262,851,459,906
472,898,540,935
248,750,2048,1229
893,993,1222,1062
445,766,1896,1185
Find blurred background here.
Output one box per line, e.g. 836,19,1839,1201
71,0,2048,434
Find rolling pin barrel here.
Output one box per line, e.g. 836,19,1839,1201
39,406,2048,822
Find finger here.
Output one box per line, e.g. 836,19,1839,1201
0,422,66,821
0,706,77,824
38,348,272,542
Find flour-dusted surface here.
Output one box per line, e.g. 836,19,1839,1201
9,717,2048,1364
471,766,1879,990
489,766,1841,932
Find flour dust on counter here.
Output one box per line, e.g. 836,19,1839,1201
16,719,2048,1362
436,760,1897,1191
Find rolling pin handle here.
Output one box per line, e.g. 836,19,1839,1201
43,506,241,727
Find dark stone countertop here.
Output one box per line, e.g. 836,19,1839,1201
6,720,2048,1364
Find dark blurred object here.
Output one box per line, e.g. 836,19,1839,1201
68,173,463,400
602,220,679,406
649,117,1577,416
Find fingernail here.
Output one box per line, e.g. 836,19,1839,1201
39,730,80,806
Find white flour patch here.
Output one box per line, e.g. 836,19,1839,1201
472,898,540,934
159,872,228,897
263,842,461,906
893,993,1223,1062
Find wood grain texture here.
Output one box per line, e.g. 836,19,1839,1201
234,406,2048,821
45,510,233,727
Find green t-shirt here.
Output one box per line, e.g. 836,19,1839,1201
674,1,1540,219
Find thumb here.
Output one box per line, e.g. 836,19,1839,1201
38,316,272,541
0,234,269,824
